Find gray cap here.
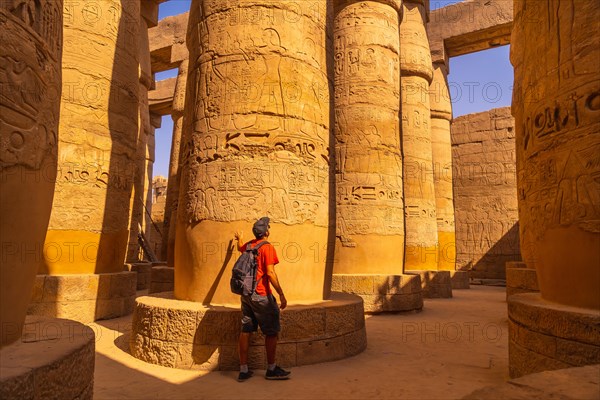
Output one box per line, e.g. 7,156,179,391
252,217,270,239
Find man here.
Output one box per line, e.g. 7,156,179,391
234,216,291,381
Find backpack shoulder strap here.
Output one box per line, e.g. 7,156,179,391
248,240,269,252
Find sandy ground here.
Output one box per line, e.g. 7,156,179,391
92,286,509,400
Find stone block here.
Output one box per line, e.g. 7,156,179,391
280,308,326,342
151,266,174,282
109,272,137,298
382,293,424,312
297,337,346,366
96,299,125,321
276,343,298,368
450,271,470,289
556,338,600,366
332,275,374,295
0,317,94,400
344,329,368,357
131,301,153,334
195,310,240,345
96,274,111,300
508,340,570,379
30,276,45,303
325,304,356,336
41,275,98,302
149,307,169,340
130,293,366,370
149,282,174,294
166,309,198,343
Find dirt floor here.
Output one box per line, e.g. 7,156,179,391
92,286,509,400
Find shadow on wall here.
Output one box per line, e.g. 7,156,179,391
467,222,521,280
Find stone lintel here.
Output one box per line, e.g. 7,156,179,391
130,292,367,370
149,77,176,116
331,274,423,313
428,0,513,67
0,317,95,400
149,12,189,72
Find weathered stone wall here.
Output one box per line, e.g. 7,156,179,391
452,107,520,280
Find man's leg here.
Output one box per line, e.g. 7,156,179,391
265,334,277,365
239,332,251,366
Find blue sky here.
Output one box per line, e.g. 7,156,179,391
153,0,513,178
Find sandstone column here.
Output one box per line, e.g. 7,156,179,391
400,0,436,270
508,0,600,377
176,0,331,304
127,13,154,263
32,0,140,322
429,61,465,288
400,0,451,297
331,0,422,311
0,0,62,347
162,59,189,267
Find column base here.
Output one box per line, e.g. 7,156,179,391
126,262,153,290
449,271,470,289
405,270,453,298
331,274,423,313
463,365,600,399
0,316,95,400
505,261,539,300
149,266,174,294
130,292,367,370
27,271,137,323
508,293,600,378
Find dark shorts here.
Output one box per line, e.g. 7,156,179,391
241,293,280,336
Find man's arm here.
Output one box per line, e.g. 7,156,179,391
265,264,287,310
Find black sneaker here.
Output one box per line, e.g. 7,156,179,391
265,366,291,380
237,370,254,382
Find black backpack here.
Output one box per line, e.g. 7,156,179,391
230,241,269,296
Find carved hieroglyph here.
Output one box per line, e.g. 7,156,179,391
400,0,438,271
511,0,600,309
429,62,455,271
452,108,520,280
43,0,140,274
0,0,62,347
163,59,189,266
177,0,331,304
333,1,404,274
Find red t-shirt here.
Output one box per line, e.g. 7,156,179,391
240,239,279,296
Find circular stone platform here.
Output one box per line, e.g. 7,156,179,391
449,271,470,289
405,270,453,298
28,271,137,323
331,274,423,313
130,292,366,370
462,364,600,399
508,292,600,378
0,316,95,400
